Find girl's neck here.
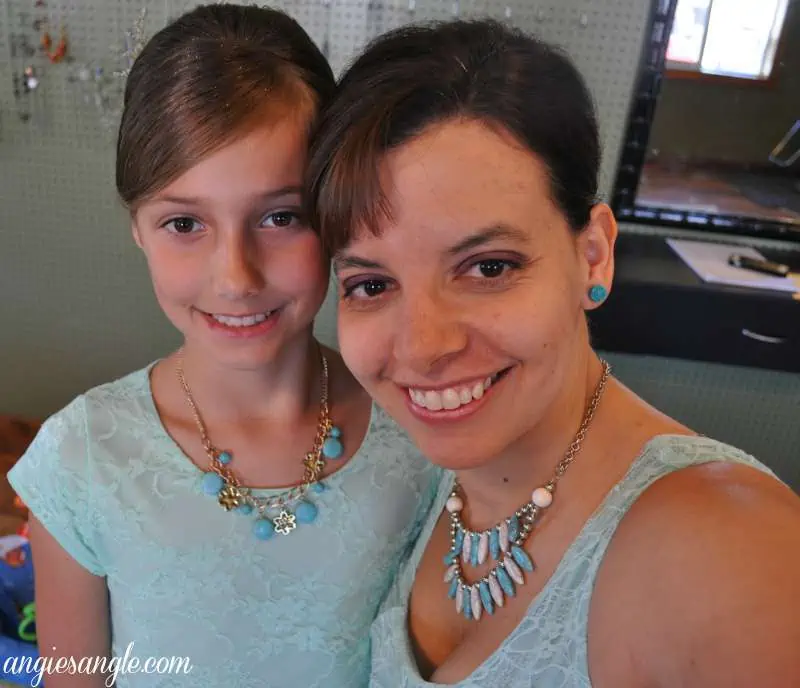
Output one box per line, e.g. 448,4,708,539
174,331,322,424
453,353,607,530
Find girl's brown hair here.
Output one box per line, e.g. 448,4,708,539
116,3,335,211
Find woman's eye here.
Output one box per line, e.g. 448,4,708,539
343,279,389,300
467,259,513,279
163,217,201,234
262,211,302,228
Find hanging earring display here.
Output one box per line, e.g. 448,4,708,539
22,66,39,91
65,7,149,134
113,7,148,79
40,24,68,63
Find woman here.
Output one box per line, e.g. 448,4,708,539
306,18,800,687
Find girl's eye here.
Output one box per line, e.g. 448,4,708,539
465,258,516,279
262,211,303,229
163,217,202,235
343,279,389,300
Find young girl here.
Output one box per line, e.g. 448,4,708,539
8,5,440,687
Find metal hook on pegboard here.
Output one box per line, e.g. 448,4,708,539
321,0,333,59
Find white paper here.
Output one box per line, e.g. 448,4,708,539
666,238,798,293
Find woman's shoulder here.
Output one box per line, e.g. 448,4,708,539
591,435,800,685
611,433,794,572
622,432,778,491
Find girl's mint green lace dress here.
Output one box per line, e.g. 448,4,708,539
9,364,442,687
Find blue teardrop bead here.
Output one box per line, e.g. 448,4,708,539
322,437,343,459
454,528,465,553
489,528,500,560
479,581,494,615
310,482,326,494
217,451,232,465
201,472,224,496
253,519,275,540
508,514,520,541
470,533,480,567
295,501,318,524
511,545,534,572
236,503,254,515
447,578,459,599
462,589,472,620
443,549,459,566
328,426,342,438
495,567,516,597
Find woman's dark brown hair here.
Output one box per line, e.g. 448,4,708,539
306,19,600,255
116,3,335,211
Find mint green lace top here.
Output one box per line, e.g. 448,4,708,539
369,435,775,687
8,364,442,688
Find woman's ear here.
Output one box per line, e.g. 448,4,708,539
576,203,617,310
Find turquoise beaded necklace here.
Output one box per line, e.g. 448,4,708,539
443,360,610,620
176,349,343,541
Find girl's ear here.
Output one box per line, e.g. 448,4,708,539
131,219,143,249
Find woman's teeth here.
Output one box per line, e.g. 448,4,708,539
409,376,496,411
211,312,271,327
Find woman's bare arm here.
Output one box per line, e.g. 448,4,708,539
590,462,800,688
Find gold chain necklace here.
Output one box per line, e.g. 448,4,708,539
175,348,344,540
443,360,611,621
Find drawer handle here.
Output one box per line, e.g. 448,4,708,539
741,329,786,345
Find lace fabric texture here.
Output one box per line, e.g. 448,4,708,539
369,435,775,688
9,364,442,687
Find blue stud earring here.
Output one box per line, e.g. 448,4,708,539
588,285,607,303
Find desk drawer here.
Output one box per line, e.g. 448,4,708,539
589,284,800,373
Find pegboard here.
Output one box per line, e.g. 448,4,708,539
0,0,654,420
0,0,651,189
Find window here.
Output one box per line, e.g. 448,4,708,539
666,0,789,80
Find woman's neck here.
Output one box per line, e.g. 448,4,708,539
175,331,322,424
453,354,607,530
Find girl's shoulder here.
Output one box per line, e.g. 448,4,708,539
12,362,158,474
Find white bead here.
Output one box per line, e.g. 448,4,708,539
532,487,553,508
499,520,510,552
504,556,525,585
488,575,505,608
446,496,463,513
455,584,464,613
477,532,489,565
443,563,458,583
471,586,482,621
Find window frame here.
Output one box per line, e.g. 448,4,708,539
664,0,790,85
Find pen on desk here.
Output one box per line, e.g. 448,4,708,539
728,254,791,277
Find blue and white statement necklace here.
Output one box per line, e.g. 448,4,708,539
443,360,610,621
177,350,344,541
